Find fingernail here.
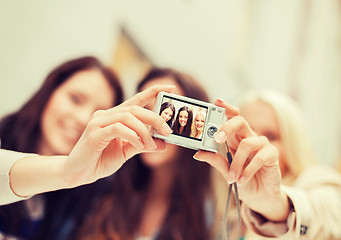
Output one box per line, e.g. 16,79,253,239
215,131,226,143
227,171,235,184
161,122,172,134
193,154,203,162
217,98,225,102
237,176,246,186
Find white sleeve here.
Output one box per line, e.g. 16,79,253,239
241,166,341,240
0,149,33,205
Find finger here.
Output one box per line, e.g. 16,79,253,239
101,114,159,150
214,115,255,144
140,139,167,153
238,144,279,185
214,98,240,119
92,106,173,136
193,150,230,183
93,123,145,150
99,123,145,149
229,136,268,183
119,85,175,108
123,138,167,160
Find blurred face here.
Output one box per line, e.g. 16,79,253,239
240,101,287,173
179,110,189,127
161,107,173,122
195,113,205,132
39,69,115,155
139,76,184,168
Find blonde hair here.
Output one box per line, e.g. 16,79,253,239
238,89,316,182
211,90,317,239
191,111,207,138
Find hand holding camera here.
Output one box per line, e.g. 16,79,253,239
192,98,290,223
61,85,175,187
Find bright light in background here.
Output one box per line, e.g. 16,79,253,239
0,0,340,166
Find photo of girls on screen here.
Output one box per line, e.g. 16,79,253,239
159,96,208,140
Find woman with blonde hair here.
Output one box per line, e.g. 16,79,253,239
238,90,316,184
206,89,341,239
191,111,207,139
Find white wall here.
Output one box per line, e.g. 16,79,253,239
1,0,340,165
0,0,236,114
0,0,121,115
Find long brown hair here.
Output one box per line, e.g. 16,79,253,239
77,68,213,240
0,56,123,239
172,106,193,137
0,56,123,153
160,102,175,127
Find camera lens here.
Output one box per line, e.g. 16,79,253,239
207,126,218,138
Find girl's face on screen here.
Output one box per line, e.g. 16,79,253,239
39,69,114,155
161,107,173,122
178,110,189,127
195,113,205,132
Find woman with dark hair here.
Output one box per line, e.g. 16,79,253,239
76,67,215,240
0,56,123,239
159,102,175,127
172,106,193,137
0,56,122,154
0,57,174,239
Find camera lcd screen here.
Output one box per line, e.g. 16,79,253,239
159,96,208,141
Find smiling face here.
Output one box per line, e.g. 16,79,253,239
179,110,189,127
161,107,174,122
39,69,115,155
195,113,205,132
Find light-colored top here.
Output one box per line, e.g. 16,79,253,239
0,149,32,205
242,165,341,240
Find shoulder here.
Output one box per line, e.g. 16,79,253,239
293,165,341,188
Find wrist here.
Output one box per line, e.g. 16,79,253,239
39,155,73,191
60,154,96,188
57,156,77,188
59,155,86,188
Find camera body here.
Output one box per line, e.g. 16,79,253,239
152,92,226,152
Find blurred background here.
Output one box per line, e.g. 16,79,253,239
1,0,340,167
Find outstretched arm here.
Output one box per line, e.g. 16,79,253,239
1,85,174,205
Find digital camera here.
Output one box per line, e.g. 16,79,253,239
152,92,226,152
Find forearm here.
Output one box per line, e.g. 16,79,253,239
9,155,71,197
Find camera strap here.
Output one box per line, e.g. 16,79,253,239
221,142,241,240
